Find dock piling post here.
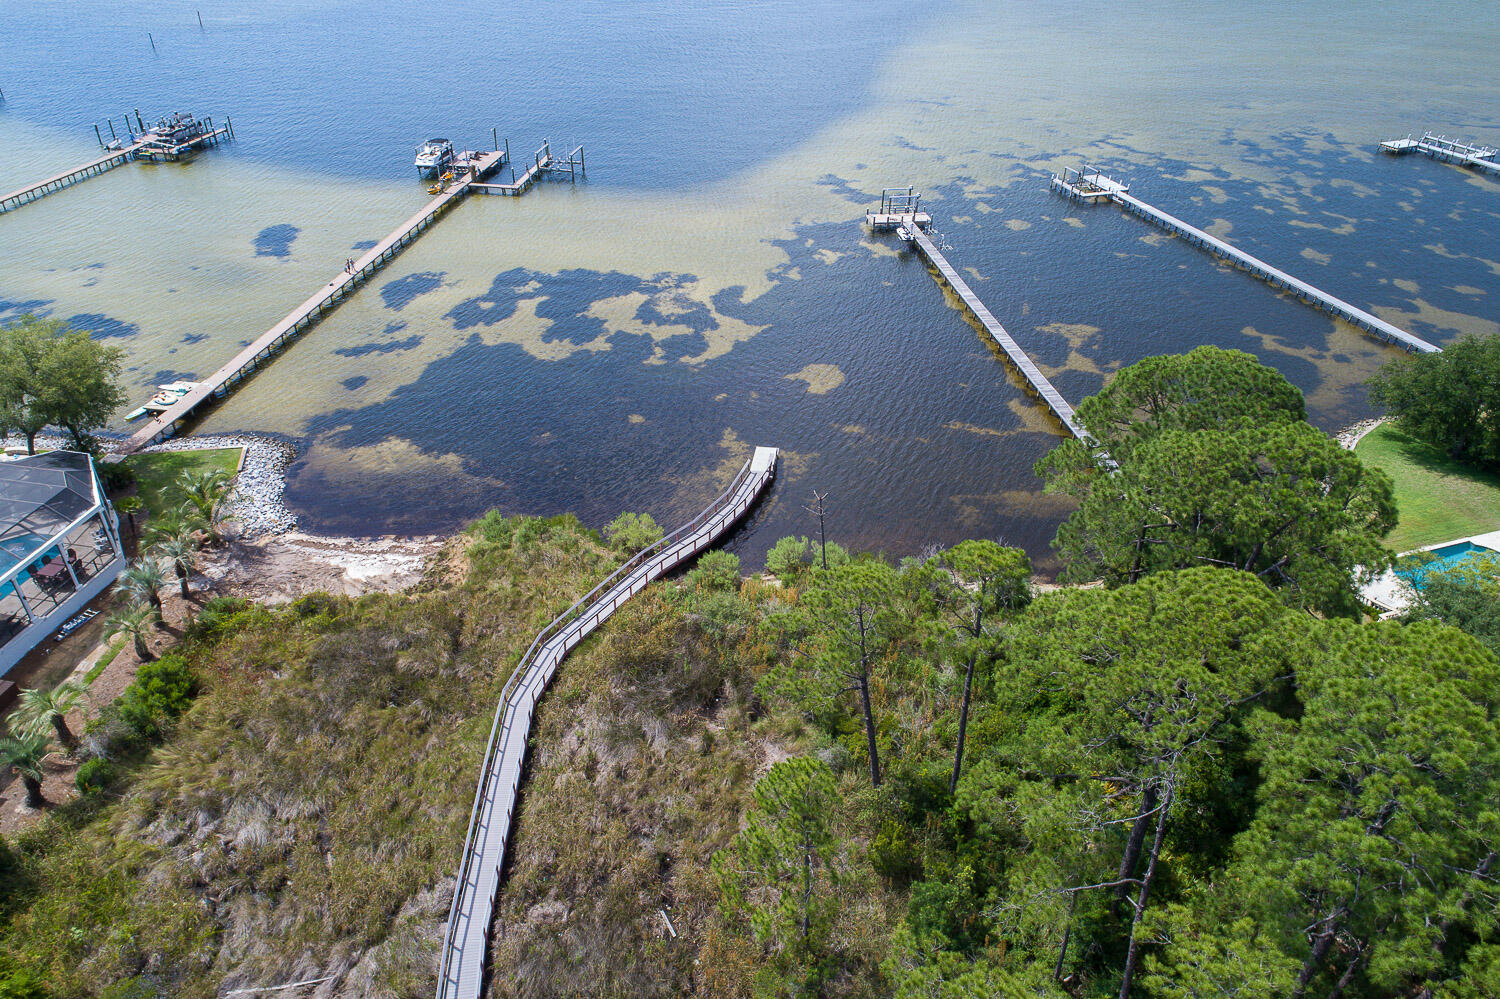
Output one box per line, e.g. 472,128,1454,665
148,32,156,52
135,109,144,133
197,10,204,28
493,127,498,151
94,123,103,147
107,119,116,140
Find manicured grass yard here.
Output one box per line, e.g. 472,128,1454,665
1356,423,1500,552
124,447,242,521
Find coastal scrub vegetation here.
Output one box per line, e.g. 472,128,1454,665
1,346,1497,998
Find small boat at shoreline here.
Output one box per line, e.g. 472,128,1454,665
126,381,200,420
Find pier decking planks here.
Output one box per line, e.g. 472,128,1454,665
435,447,779,999
903,225,1089,441
1052,168,1441,354
114,149,508,455
0,142,146,214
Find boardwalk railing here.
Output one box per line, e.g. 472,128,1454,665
435,446,779,999
1052,167,1441,354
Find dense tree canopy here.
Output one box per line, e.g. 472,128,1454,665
1039,348,1395,617
0,315,126,453
1369,334,1500,467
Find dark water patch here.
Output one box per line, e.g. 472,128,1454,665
448,267,656,347
254,224,300,258
384,321,408,334
150,369,197,384
181,332,208,345
352,240,378,250
0,297,54,320
334,335,424,357
294,222,1072,568
815,173,873,204
68,312,139,339
381,271,445,311
342,375,368,390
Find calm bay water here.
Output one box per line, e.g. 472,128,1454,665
1,0,1498,571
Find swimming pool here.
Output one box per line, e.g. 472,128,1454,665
1396,541,1500,590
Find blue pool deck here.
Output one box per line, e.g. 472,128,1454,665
1362,528,1500,616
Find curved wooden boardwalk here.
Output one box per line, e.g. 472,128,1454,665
436,446,779,999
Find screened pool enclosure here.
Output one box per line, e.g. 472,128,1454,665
0,451,124,675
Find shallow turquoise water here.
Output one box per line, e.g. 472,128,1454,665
2,1,1499,568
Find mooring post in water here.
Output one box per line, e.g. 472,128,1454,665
94,123,103,147
148,32,156,52
135,109,144,132
107,119,116,140
492,127,498,151
197,10,204,29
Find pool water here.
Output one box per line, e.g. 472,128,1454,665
1396,542,1499,590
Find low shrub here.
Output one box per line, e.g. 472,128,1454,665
116,654,196,739
75,759,115,795
686,550,741,592
0,953,47,999
765,536,811,580
604,512,663,553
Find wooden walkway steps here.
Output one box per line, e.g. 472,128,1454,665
113,148,508,456
1052,167,1441,354
1381,132,1500,174
0,141,147,214
435,446,779,999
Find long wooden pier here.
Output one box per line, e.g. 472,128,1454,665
435,446,779,999
865,190,1088,441
0,142,147,214
1051,167,1441,354
1381,132,1500,174
114,148,507,455
0,118,231,215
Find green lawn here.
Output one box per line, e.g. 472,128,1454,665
124,447,242,521
1356,423,1500,551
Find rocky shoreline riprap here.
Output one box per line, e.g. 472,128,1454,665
134,435,298,538
3,432,298,539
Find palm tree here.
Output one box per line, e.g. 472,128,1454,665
16,680,86,751
115,558,169,621
176,469,235,544
144,505,204,548
149,519,202,600
104,604,157,662
1,732,51,808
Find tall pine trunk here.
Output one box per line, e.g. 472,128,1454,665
949,650,977,794
859,672,881,787
1118,783,1172,999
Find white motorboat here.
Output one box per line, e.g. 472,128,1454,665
414,138,455,177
